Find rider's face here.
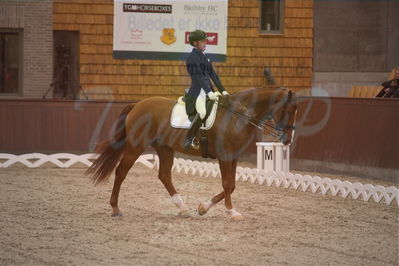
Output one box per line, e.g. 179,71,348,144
395,69,399,79
195,40,207,51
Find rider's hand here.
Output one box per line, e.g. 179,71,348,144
222,91,229,96
207,91,219,101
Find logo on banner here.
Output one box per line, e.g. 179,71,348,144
185,32,218,45
184,4,218,15
161,28,177,45
123,3,172,13
130,29,143,39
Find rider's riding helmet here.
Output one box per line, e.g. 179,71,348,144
189,30,207,46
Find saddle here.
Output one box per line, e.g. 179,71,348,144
170,96,218,158
170,96,218,130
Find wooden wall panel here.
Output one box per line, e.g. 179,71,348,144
53,0,313,100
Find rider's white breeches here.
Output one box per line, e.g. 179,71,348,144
195,88,207,120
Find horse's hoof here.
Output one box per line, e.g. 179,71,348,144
197,203,207,216
230,215,244,221
178,210,191,218
111,212,123,217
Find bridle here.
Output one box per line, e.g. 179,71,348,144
216,97,296,140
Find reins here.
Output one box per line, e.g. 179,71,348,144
216,99,284,139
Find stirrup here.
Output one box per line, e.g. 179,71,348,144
184,137,200,151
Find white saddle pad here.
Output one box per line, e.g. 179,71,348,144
170,101,218,130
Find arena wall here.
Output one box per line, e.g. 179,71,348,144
1,97,397,183
291,97,399,182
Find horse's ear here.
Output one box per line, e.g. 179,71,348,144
287,90,293,101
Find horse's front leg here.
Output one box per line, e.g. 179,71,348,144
197,191,225,216
198,160,242,220
220,160,243,220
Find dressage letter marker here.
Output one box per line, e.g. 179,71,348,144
256,142,290,173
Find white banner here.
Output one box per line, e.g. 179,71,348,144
113,0,228,61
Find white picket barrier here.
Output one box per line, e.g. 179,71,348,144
0,153,156,169
0,153,398,206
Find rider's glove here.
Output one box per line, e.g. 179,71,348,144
222,91,229,96
207,91,219,101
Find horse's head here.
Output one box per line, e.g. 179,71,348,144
267,89,298,145
229,87,298,146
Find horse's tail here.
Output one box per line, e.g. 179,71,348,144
86,103,136,185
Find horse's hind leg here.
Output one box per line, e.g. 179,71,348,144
153,144,190,217
110,146,144,217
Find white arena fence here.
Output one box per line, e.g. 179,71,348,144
0,153,398,206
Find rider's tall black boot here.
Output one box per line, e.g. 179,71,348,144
184,114,203,150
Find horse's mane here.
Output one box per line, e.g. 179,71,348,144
229,87,292,106
232,86,290,97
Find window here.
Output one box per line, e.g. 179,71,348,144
0,31,22,94
260,0,284,34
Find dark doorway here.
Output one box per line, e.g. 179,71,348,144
52,31,80,99
0,31,22,95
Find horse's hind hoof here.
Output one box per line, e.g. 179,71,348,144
197,203,207,216
231,215,244,221
111,212,123,217
178,210,191,218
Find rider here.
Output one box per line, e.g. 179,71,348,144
184,29,229,150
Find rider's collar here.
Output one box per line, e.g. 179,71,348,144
193,47,205,55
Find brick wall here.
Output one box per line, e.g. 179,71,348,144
0,0,53,98
53,0,313,101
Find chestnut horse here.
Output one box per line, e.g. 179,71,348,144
87,87,298,220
